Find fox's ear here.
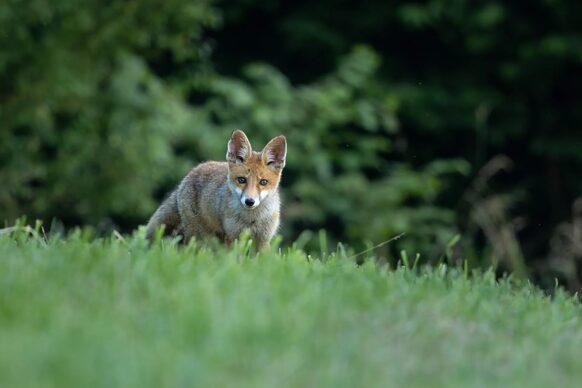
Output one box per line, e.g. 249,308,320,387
262,135,287,170
227,130,252,164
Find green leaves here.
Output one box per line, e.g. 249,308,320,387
0,0,218,224
189,46,468,256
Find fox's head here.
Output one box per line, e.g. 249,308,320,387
226,129,287,209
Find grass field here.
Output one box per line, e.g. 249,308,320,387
1,228,582,388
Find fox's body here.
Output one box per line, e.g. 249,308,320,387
146,130,286,249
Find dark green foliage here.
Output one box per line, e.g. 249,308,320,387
195,46,470,251
1,0,581,283
0,0,467,258
209,0,582,278
0,0,218,224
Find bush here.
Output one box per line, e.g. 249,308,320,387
195,46,470,253
0,0,467,259
0,0,218,225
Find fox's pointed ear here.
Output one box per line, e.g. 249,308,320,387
262,135,287,170
227,130,252,164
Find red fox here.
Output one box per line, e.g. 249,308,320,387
146,130,287,250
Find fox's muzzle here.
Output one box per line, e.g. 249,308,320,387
240,191,260,208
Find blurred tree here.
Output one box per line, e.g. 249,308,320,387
0,0,467,259
194,46,470,252
1,0,581,279
210,0,582,266
0,0,219,226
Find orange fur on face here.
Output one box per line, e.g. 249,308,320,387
229,152,281,199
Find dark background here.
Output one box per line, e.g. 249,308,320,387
1,0,581,290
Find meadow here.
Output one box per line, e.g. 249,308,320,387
1,227,581,388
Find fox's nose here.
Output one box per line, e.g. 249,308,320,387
244,198,255,207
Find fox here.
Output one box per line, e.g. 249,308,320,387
145,129,287,250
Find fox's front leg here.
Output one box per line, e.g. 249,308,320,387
253,214,279,251
222,235,234,247
255,240,271,252
253,225,277,251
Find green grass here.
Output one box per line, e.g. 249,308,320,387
1,230,582,388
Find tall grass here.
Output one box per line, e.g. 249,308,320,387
1,226,581,387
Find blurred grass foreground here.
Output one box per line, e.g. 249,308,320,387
1,228,582,387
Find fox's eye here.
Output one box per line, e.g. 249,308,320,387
259,179,268,186
237,177,247,184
